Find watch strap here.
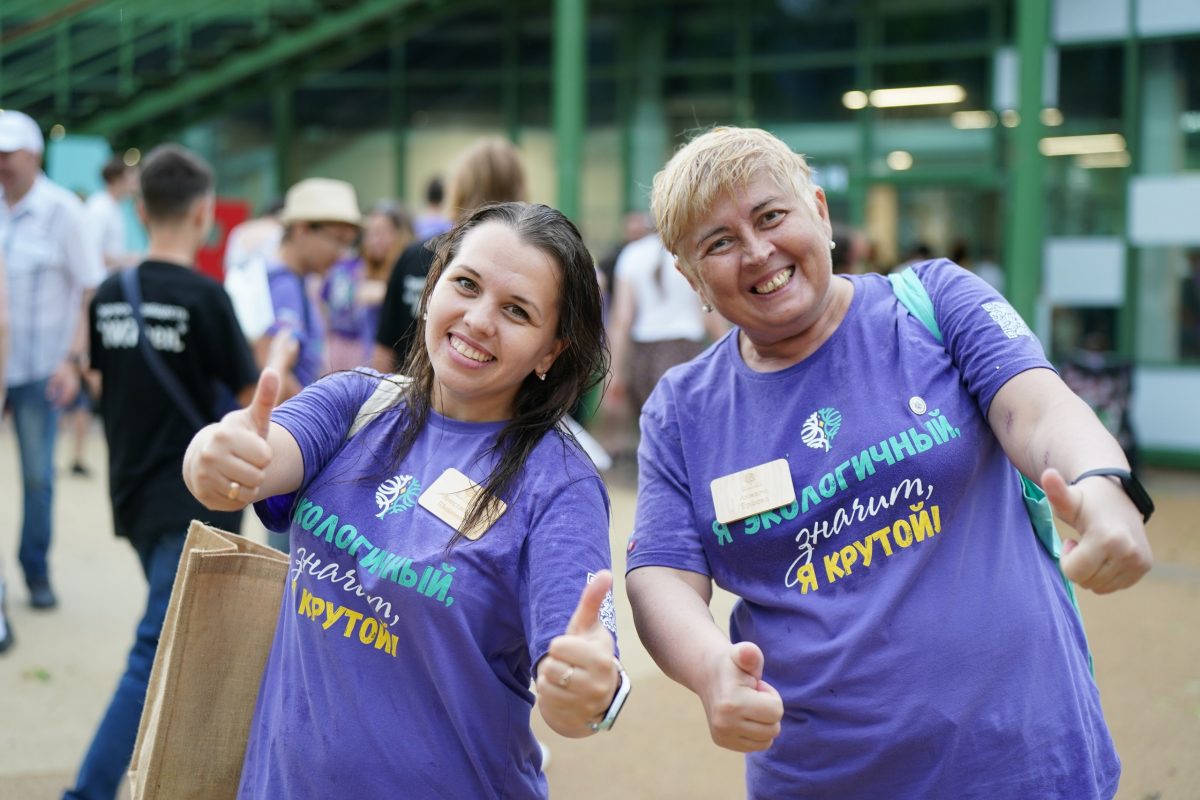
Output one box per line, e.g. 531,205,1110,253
1069,468,1155,523
587,660,631,732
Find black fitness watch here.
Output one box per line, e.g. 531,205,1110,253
1070,468,1155,523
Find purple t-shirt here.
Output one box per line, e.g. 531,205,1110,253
242,370,615,799
267,264,325,387
320,257,364,337
626,261,1119,799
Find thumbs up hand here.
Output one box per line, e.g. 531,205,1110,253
1041,467,1152,594
183,369,282,510
698,640,783,753
536,570,622,737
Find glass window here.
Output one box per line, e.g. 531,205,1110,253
664,75,736,140
752,67,857,123
1043,154,1127,237
749,5,856,56
1058,46,1124,124
1136,247,1200,364
665,5,735,62
882,7,991,47
874,58,990,121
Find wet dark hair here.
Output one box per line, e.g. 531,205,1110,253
139,144,213,222
392,201,606,546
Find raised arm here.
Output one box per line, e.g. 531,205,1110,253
626,566,782,752
535,571,621,738
184,369,304,511
987,367,1152,593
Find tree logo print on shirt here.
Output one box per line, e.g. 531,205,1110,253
801,407,842,452
588,571,619,635
375,474,423,518
981,301,1033,339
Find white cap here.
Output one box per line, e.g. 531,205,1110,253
279,177,362,227
0,110,45,154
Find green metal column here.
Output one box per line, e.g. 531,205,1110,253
1005,0,1048,325
504,5,521,144
733,8,753,126
553,0,586,221
1118,0,1140,358
616,1,635,213
273,87,293,197
55,26,70,115
628,17,667,212
390,30,408,202
849,3,878,229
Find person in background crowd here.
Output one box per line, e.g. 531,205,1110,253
626,126,1151,799
67,156,144,479
596,211,654,306
412,175,452,241
259,178,361,401
65,143,293,800
183,202,627,799
222,199,284,341
85,155,141,273
830,222,869,275
374,138,527,372
0,250,13,653
0,109,105,611
321,200,414,372
607,231,727,417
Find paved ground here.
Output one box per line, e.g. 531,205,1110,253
0,422,1197,799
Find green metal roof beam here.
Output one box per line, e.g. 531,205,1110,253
80,0,423,137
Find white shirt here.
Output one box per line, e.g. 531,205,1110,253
1,174,105,385
614,233,706,343
84,189,131,271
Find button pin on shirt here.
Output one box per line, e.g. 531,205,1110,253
909,396,927,415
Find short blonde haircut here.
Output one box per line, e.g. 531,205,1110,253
445,138,528,223
650,127,817,275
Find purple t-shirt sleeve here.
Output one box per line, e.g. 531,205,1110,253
521,471,615,668
254,370,380,531
913,259,1053,415
626,381,712,577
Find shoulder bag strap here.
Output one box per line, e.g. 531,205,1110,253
119,266,211,432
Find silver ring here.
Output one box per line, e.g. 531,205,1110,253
226,480,240,501
558,665,574,689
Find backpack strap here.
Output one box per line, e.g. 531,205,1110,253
348,374,410,439
887,267,1085,628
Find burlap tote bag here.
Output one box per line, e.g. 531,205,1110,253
128,520,289,799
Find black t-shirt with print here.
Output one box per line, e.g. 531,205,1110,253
89,260,258,542
374,237,437,368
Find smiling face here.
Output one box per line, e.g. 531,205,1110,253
425,220,566,422
683,174,837,350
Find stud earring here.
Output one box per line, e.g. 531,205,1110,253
421,311,428,321
536,371,547,381
701,302,713,313
829,240,837,251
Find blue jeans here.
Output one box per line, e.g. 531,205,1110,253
7,379,58,587
64,530,187,800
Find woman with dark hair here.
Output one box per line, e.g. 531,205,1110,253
183,202,627,799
